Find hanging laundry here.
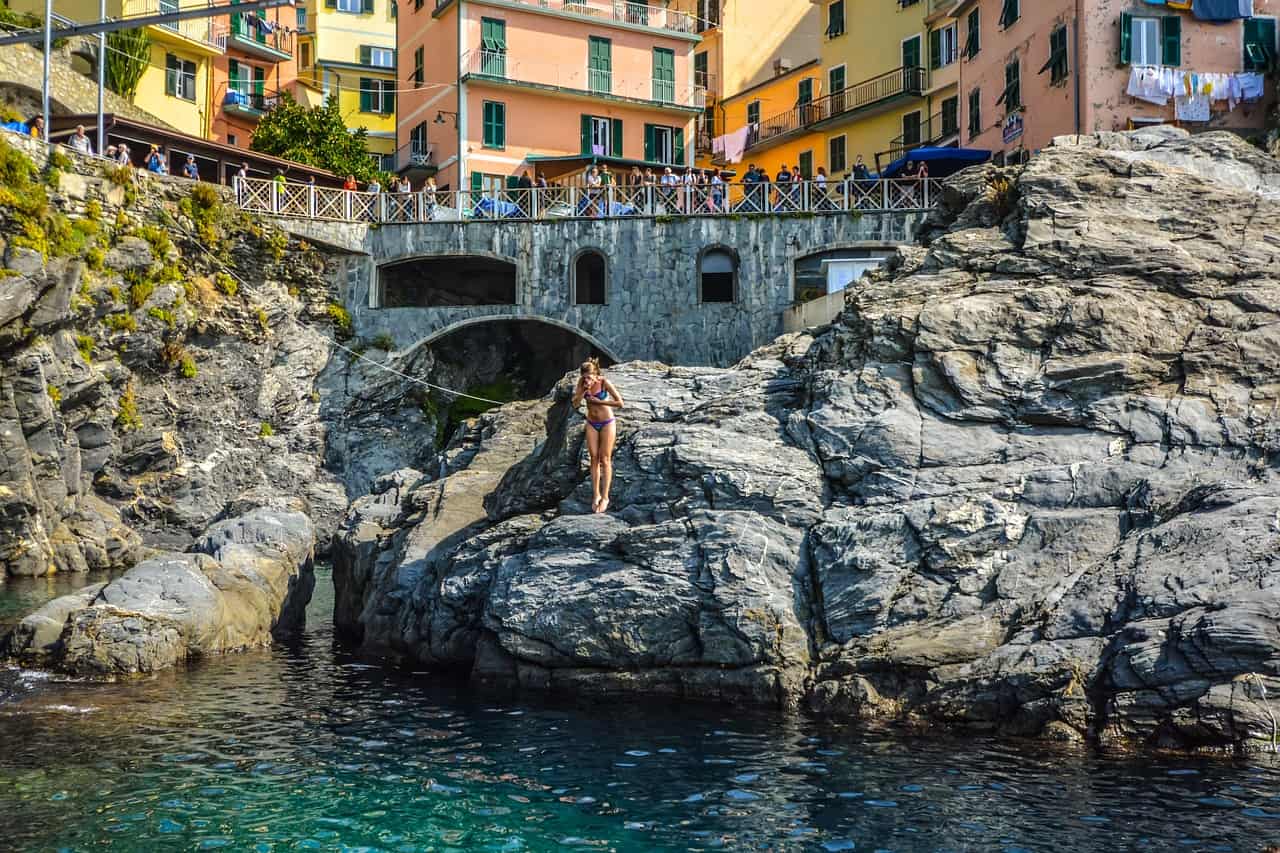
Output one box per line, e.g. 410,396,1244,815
1167,0,1193,7
1191,0,1249,20
259,18,277,34
1175,95,1211,121
1238,72,1266,101
1127,66,1169,105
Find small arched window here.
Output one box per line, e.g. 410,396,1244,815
574,250,607,305
699,248,737,303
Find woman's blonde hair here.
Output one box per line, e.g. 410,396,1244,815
580,357,601,377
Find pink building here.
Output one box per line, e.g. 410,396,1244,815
954,0,1278,162
398,0,704,192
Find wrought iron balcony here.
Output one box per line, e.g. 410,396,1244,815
227,12,293,61
437,0,695,35
222,89,284,117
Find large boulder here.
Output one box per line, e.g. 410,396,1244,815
333,128,1280,752
2,506,315,675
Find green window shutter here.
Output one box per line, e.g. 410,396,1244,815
254,66,265,96
653,47,674,102
1244,18,1274,71
610,118,623,157
325,0,335,8
505,175,519,189
360,45,371,65
1161,15,1180,67
673,127,684,166
362,0,373,12
228,58,239,88
581,114,592,155
1119,12,1132,65
383,84,395,114
643,123,655,161
589,37,611,93
929,29,942,69
359,78,372,111
797,78,812,105
798,151,812,179
470,171,484,196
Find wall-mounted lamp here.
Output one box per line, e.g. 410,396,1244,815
434,110,458,127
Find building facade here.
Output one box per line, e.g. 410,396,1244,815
715,59,824,176
209,2,302,150
298,0,399,170
957,0,1279,163
398,0,703,191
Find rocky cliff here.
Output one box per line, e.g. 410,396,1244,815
334,127,1280,752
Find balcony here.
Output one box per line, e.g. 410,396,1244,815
226,12,292,62
128,0,226,55
394,139,436,172
436,0,697,37
222,89,284,118
462,49,705,110
876,109,960,169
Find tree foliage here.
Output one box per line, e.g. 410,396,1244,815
105,29,150,101
250,94,383,182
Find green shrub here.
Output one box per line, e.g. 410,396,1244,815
178,353,198,379
115,382,141,431
85,199,102,221
106,284,124,304
255,306,270,331
86,245,105,271
326,302,353,341
75,333,94,362
370,332,396,351
127,277,154,310
180,182,226,245
147,306,175,327
214,271,237,298
258,421,274,438
135,224,173,261
103,312,136,333
264,229,288,262
49,147,73,170
47,384,62,405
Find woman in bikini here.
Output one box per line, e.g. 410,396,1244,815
572,358,624,514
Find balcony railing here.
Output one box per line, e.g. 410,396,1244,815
393,140,436,171
236,175,939,223
228,12,293,57
222,89,284,114
439,0,696,34
743,66,927,153
131,0,226,51
880,109,960,165
463,49,704,108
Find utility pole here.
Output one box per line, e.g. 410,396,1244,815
42,0,52,139
97,0,105,155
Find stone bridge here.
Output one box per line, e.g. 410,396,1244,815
279,212,924,367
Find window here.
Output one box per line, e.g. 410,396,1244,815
470,171,506,199
334,0,372,13
967,87,981,139
902,111,921,146
798,150,813,179
964,8,980,58
228,132,237,146
361,45,395,67
574,251,607,305
165,53,196,101
409,121,427,153
653,47,675,102
1041,25,1069,84
583,114,623,157
482,100,505,148
828,134,846,174
1243,17,1276,71
798,78,813,106
359,78,395,113
941,95,959,137
300,41,311,68
931,23,958,69
296,7,307,30
700,248,736,303
828,64,846,112
644,123,684,164
588,36,612,94
697,0,719,31
902,34,921,70
747,100,760,126
481,17,506,76
1120,14,1179,66
998,0,1018,30
997,60,1020,113
827,0,844,38
694,51,708,88
412,46,424,86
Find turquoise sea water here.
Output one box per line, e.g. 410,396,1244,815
1,569,1278,852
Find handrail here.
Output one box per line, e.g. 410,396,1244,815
439,0,697,34
234,175,939,222
462,49,703,108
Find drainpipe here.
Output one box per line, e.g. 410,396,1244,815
1073,0,1083,139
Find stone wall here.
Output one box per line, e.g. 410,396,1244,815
333,212,920,367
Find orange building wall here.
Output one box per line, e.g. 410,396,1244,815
399,1,462,188
208,5,301,150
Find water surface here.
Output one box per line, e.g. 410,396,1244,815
1,570,1277,851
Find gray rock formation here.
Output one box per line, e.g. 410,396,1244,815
3,506,315,674
333,128,1280,752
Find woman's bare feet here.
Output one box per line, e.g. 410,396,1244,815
591,497,601,513
596,497,610,514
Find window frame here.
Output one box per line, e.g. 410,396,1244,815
412,45,424,85
1244,16,1276,72
747,100,760,126
996,59,1020,114
365,46,394,68
964,8,980,58
165,53,196,102
653,46,676,103
573,249,609,306
828,63,846,96
967,87,981,139
1041,25,1070,85
336,0,362,13
828,134,847,174
941,94,959,137
826,0,845,39
1129,16,1161,66
698,245,738,304
998,0,1019,30
482,100,506,149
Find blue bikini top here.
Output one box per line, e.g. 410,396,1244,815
594,388,608,401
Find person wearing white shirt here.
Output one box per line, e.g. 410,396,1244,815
68,124,93,156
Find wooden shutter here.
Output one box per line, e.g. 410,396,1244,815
589,37,611,92
470,171,483,197
797,78,812,105
325,0,335,9
360,45,371,65
362,0,373,12
382,82,395,114
1160,15,1180,67
610,118,623,157
673,127,685,165
581,114,592,155
359,78,373,112
929,29,942,69
643,124,655,161
1119,12,1132,65
253,66,265,96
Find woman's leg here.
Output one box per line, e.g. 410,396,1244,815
584,424,602,510
596,420,617,513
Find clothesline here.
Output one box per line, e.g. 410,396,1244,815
1126,65,1265,120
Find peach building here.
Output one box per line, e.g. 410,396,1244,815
209,3,304,153
398,0,704,191
955,0,1279,162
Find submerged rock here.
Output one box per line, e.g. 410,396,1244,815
334,128,1280,752
2,506,315,675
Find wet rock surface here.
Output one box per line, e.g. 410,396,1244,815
334,128,1280,752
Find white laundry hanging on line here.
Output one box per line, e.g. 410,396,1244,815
1127,66,1169,106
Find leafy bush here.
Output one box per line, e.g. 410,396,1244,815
370,332,396,351
214,272,238,298
47,384,62,405
85,199,102,221
125,269,155,309
258,421,274,438
255,306,270,331
147,306,175,327
103,312,136,333
115,382,141,431
179,353,198,379
326,302,353,341
75,334,95,362
135,224,173,260
86,245,105,271
48,148,73,171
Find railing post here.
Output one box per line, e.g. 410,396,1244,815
308,185,316,218
803,179,810,212
344,190,352,221
531,186,539,220
882,179,889,212
570,185,579,217
924,178,931,209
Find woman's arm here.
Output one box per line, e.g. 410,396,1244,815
572,377,586,408
601,379,624,409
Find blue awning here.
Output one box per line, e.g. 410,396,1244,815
880,147,991,179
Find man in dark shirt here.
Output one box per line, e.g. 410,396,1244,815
183,155,200,181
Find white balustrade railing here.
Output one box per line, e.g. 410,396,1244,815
234,177,938,222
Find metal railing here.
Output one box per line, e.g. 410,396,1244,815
130,0,226,51
462,49,704,108
222,88,285,113
227,11,293,55
393,139,435,171
881,110,959,164
235,176,938,222
440,0,696,33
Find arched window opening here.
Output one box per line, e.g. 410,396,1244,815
700,248,737,303
574,251,607,305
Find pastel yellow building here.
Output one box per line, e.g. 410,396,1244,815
810,0,962,177
297,0,398,169
716,59,825,176
17,0,225,139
